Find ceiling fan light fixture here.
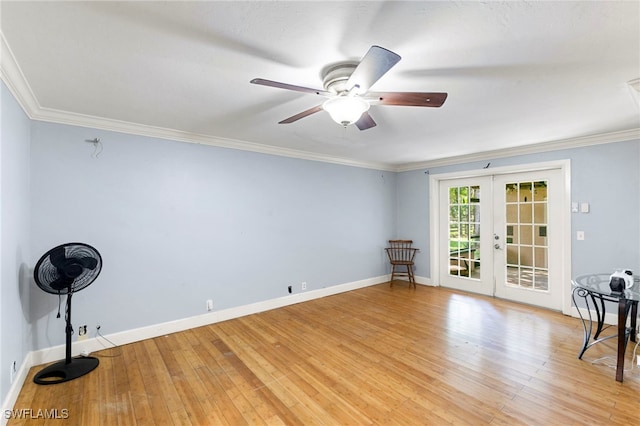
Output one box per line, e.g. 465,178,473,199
322,96,370,127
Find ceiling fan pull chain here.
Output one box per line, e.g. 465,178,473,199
347,84,360,97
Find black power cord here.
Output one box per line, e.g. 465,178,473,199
92,325,122,358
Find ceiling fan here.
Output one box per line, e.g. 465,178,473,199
251,45,447,130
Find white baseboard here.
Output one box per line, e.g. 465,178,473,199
2,275,388,422
414,275,434,286
570,305,630,327
1,352,33,425
30,274,389,365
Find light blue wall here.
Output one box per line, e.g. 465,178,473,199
397,139,640,279
396,170,430,276
0,83,32,404
28,121,397,349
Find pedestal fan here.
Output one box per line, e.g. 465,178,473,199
32,242,102,384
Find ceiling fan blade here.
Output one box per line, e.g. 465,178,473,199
279,105,324,124
346,46,401,94
251,78,332,97
366,92,448,107
355,112,377,131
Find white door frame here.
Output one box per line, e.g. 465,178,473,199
429,159,572,315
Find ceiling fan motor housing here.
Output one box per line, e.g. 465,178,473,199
322,63,358,94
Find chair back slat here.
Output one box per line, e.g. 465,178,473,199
385,247,418,262
387,240,416,262
388,240,413,250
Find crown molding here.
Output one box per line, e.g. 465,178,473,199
3,31,637,174
31,106,397,171
395,128,640,172
0,32,41,119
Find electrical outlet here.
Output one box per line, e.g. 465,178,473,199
301,282,307,290
78,325,88,341
206,299,213,311
9,361,16,384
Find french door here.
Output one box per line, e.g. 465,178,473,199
493,170,562,309
438,168,564,311
439,176,494,295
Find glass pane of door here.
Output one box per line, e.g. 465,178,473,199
448,185,481,279
504,180,548,291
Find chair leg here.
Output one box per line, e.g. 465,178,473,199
408,265,416,288
390,265,396,287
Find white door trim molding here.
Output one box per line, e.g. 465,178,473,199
429,159,572,315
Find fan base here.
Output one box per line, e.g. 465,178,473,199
33,356,99,385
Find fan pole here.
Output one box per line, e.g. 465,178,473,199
64,293,73,364
33,292,99,385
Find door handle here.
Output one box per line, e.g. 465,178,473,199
494,243,501,250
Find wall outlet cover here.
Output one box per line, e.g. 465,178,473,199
9,361,16,384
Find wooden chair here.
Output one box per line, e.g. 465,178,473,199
385,240,419,288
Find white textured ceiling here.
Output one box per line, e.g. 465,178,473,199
1,1,639,169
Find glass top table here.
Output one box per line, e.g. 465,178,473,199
572,273,640,382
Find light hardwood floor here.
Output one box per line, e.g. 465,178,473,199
8,283,640,425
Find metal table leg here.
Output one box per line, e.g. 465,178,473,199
615,299,636,382
573,286,592,359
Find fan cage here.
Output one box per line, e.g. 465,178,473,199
34,243,102,294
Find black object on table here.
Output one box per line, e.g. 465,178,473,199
572,273,639,382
